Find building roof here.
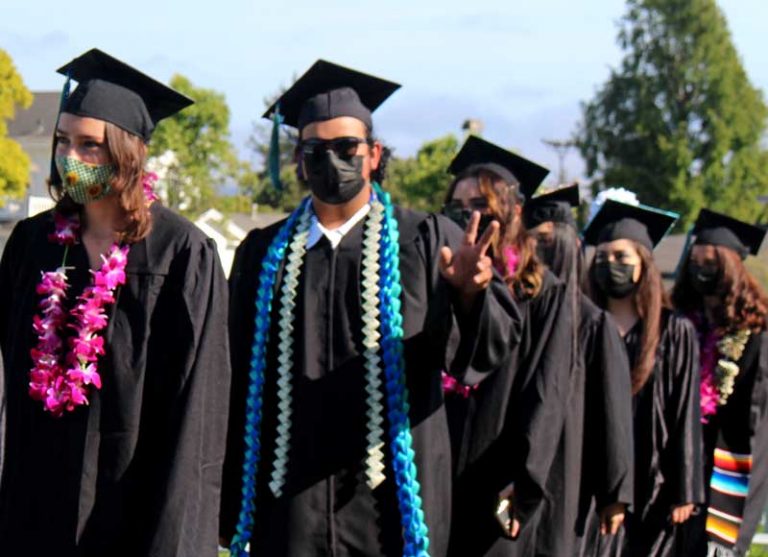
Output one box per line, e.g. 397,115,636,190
229,212,285,233
7,92,60,138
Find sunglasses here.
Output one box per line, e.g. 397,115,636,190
299,137,369,160
442,197,490,217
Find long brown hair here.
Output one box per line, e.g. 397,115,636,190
445,168,544,299
588,241,669,393
673,245,768,334
49,121,153,243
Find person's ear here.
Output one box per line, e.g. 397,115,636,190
369,140,382,171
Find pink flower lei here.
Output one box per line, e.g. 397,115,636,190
28,172,157,416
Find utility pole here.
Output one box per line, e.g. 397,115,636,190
542,139,576,185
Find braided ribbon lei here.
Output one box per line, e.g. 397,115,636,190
230,187,430,556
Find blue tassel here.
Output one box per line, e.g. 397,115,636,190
268,106,284,191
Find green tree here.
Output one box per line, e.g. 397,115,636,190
0,49,33,200
149,74,238,216
386,135,459,211
577,0,768,229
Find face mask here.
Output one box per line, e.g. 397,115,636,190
444,208,495,238
303,149,366,205
594,261,637,299
55,156,115,204
536,242,556,267
688,263,721,296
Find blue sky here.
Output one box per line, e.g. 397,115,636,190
3,0,766,186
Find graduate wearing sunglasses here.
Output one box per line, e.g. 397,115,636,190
220,61,521,557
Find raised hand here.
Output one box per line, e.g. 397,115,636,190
439,211,500,310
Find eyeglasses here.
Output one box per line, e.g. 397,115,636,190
299,137,369,160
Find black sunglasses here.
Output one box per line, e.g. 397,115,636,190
299,137,369,160
443,197,490,214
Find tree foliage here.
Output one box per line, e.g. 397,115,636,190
0,49,33,199
385,135,459,212
149,74,238,215
577,0,768,228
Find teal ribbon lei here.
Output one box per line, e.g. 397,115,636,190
230,185,430,556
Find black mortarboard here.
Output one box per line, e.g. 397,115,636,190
57,49,193,142
582,199,678,251
263,60,400,131
692,209,766,259
448,136,550,200
523,184,580,229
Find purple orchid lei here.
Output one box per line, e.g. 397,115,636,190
28,172,157,416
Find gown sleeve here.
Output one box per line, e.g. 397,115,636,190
220,227,269,542
0,219,30,484
663,315,705,507
735,331,768,552
584,302,634,512
135,236,231,555
0,219,29,346
508,275,575,530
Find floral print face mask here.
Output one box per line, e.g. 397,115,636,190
55,156,115,204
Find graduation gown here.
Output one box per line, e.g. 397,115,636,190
0,351,4,483
686,330,768,556
446,270,575,557
579,309,704,557
0,205,231,557
536,295,633,557
220,207,520,557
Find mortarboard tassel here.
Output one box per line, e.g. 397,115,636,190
268,106,284,191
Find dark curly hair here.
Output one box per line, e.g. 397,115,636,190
672,245,768,334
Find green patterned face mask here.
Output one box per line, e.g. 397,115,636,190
55,156,116,204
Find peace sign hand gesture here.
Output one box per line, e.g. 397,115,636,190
439,211,500,311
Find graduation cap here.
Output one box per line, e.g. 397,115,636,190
692,209,766,259
582,199,678,251
523,184,580,229
57,49,193,142
263,59,401,131
448,136,550,200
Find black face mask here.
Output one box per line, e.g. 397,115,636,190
536,242,556,267
444,208,494,238
303,150,366,205
594,261,637,299
688,263,722,296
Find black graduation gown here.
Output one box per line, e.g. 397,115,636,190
446,270,575,557
0,352,4,483
536,295,633,557
220,207,520,557
0,205,231,557
686,330,768,556
579,309,704,557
